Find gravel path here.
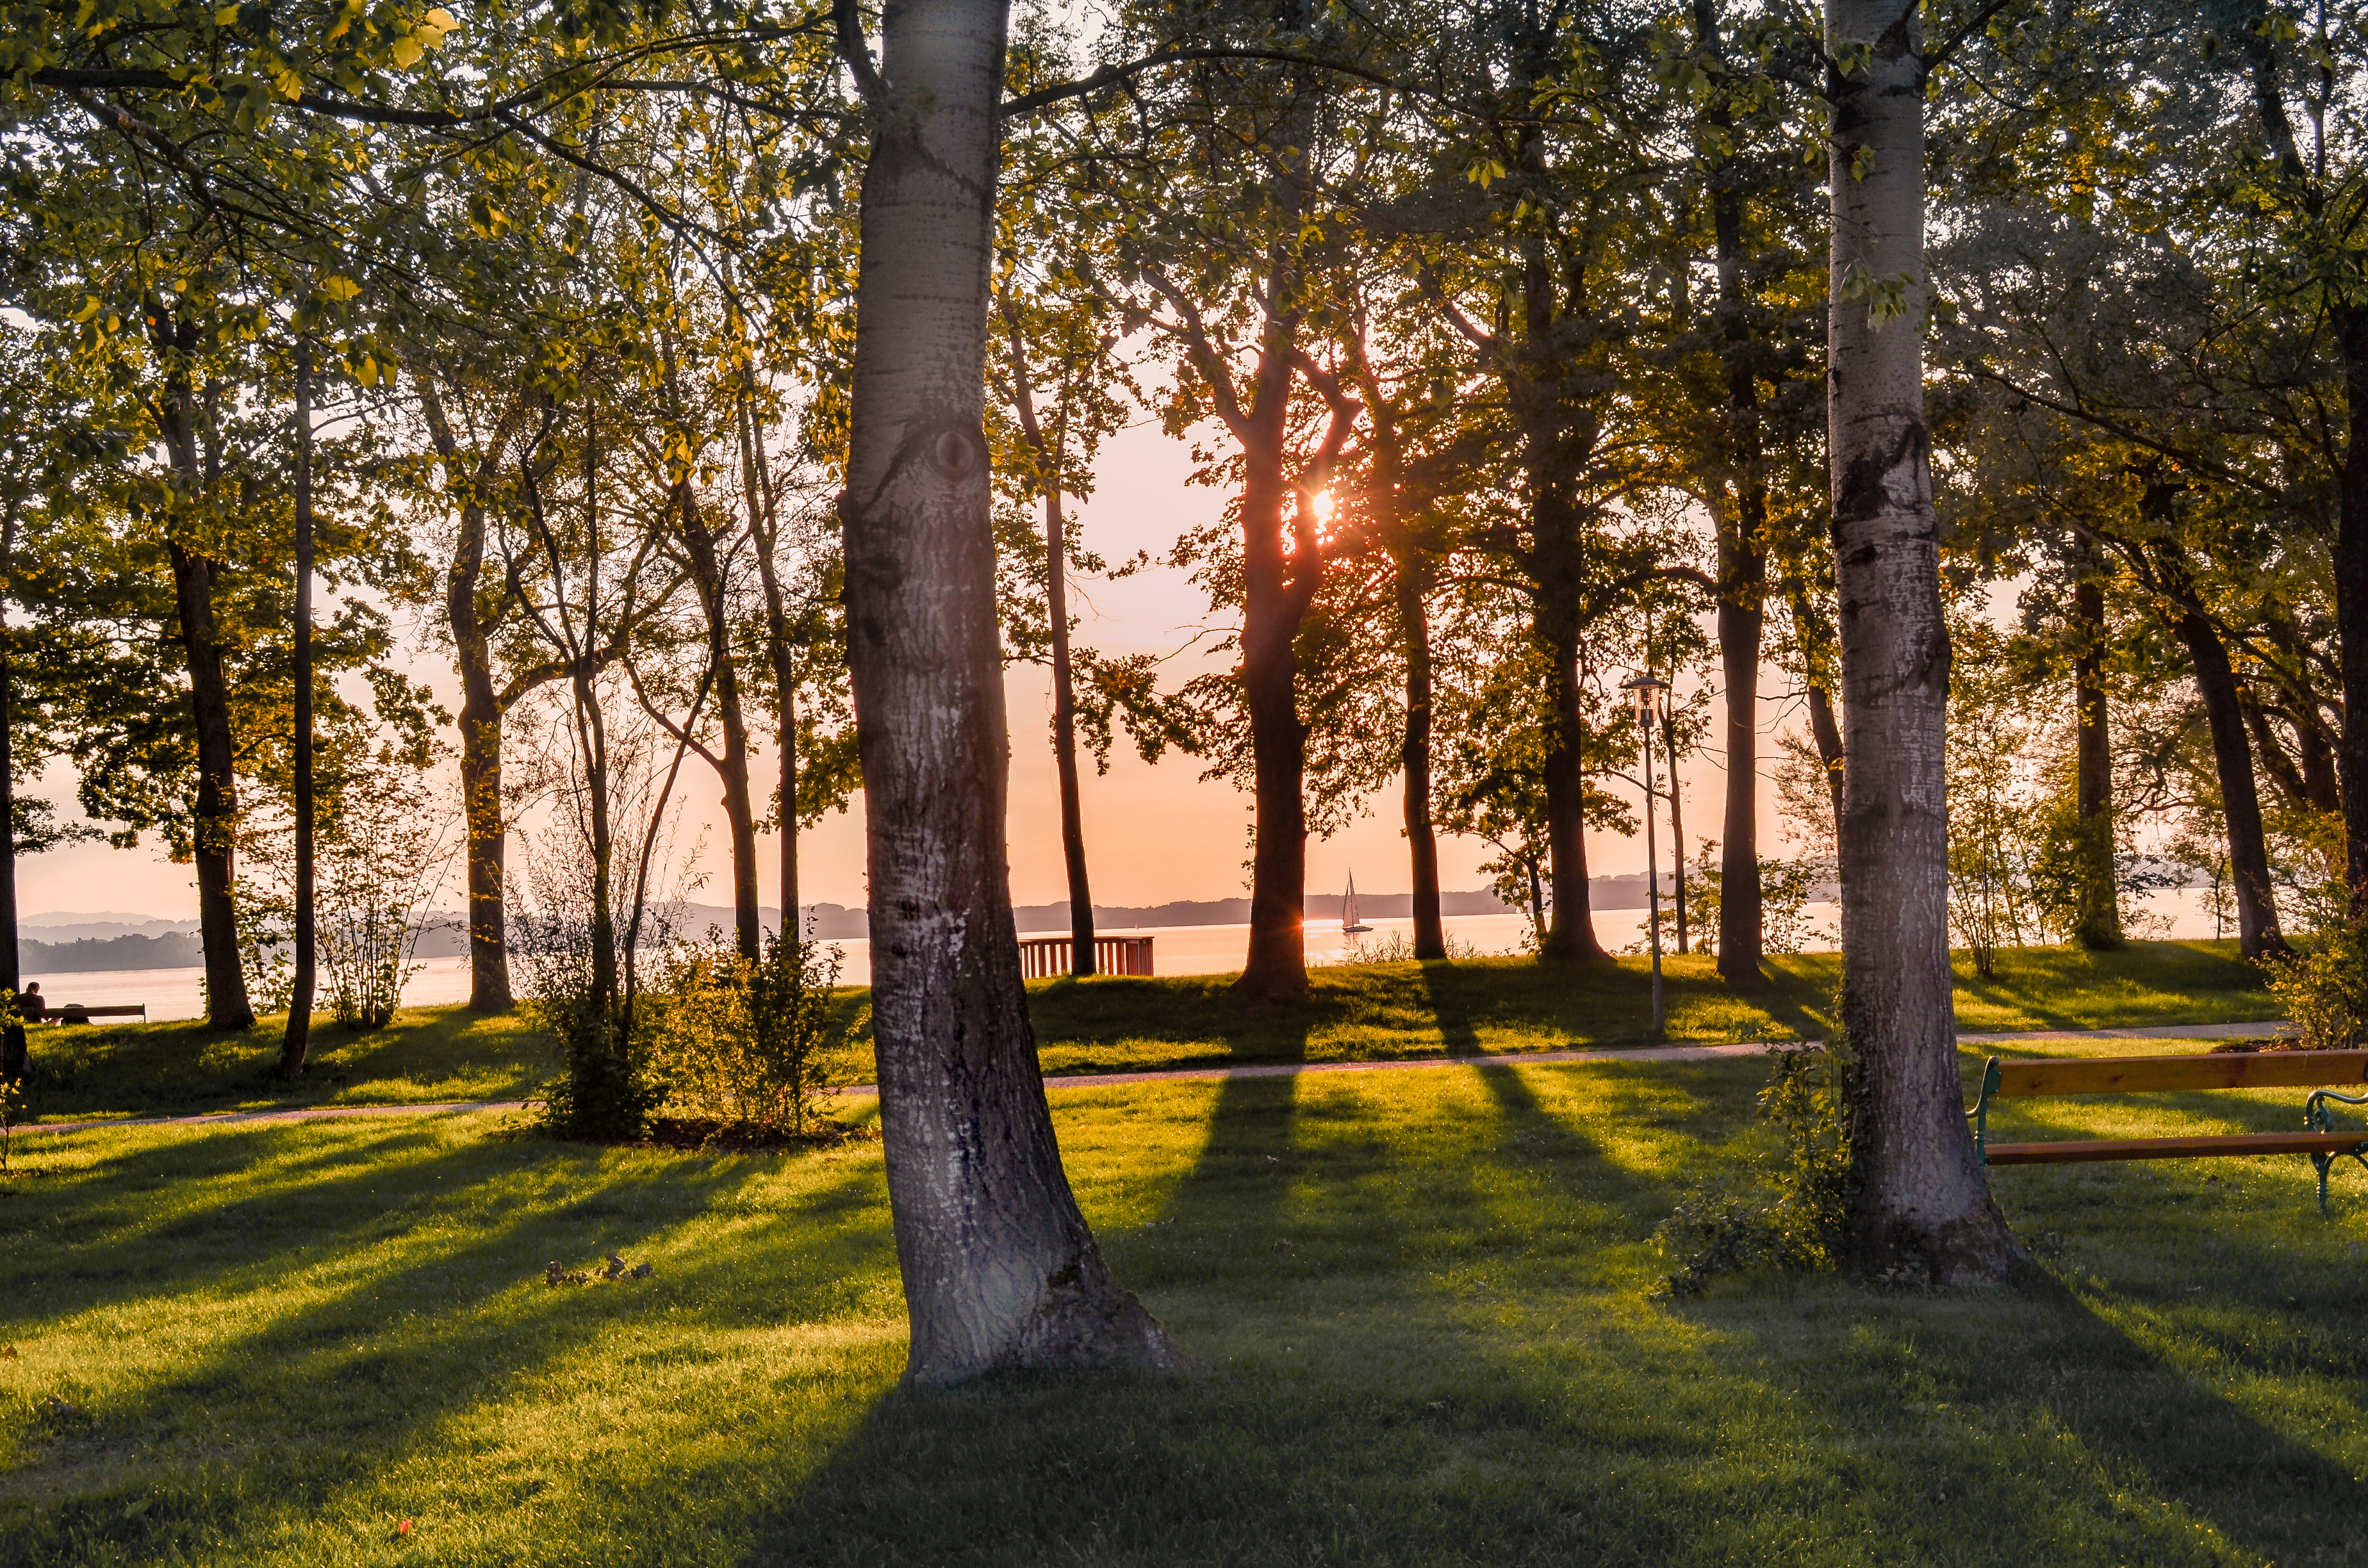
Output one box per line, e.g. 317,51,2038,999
9,1018,2285,1142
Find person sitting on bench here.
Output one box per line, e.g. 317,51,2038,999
15,983,42,1021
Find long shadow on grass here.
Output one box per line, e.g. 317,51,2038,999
0,1123,892,1563
716,1057,1773,1567
1661,1139,2368,1566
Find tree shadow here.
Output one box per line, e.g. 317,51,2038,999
3,1120,895,1559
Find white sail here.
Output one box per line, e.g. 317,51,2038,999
1342,870,1372,933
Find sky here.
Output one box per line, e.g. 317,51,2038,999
15,416,1811,922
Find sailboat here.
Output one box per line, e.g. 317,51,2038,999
1341,870,1372,934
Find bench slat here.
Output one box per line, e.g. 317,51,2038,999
1987,1132,2368,1164
1993,1050,2368,1098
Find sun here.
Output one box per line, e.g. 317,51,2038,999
1308,489,1336,525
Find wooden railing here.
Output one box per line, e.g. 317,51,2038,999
1016,935,1154,978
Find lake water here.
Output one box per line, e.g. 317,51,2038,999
17,887,2239,1023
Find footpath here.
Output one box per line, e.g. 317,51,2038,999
11,1019,2283,1142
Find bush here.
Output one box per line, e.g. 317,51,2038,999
1654,1004,1859,1298
644,927,850,1139
2263,908,2368,1052
513,901,662,1142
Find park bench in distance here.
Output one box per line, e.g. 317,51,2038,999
1968,1049,2368,1214
33,1002,148,1025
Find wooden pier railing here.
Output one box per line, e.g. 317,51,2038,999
1015,935,1154,978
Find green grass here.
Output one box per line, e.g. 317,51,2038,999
1023,938,2280,1075
10,938,2278,1127
3,1038,2365,1565
12,1008,550,1125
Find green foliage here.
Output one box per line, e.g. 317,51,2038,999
2262,909,2368,1053
530,988,661,1144
1688,845,1826,956
1654,1003,1859,1298
643,927,852,1138
514,899,660,1143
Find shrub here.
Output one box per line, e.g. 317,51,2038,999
2263,908,2368,1052
513,899,662,1142
644,927,850,1138
1654,1002,1859,1297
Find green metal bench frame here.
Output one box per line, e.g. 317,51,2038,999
1966,1050,2368,1216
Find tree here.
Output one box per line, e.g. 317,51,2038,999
832,0,1180,1381
1825,0,2015,1280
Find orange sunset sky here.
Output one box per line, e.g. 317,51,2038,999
15,418,1806,921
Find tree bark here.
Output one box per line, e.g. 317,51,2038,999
1398,566,1445,960
1695,0,1771,989
0,498,22,1082
149,316,253,1029
1218,262,1343,998
1046,482,1096,977
1665,706,1689,953
1005,334,1096,976
169,538,253,1031
1827,0,2015,1282
836,0,1180,1384
418,377,522,1013
280,338,317,1076
2335,307,2368,911
1536,584,1608,963
2071,569,2123,949
2167,591,2287,960
1807,680,1846,830
675,482,762,961
741,396,803,934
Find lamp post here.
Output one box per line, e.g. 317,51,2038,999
1623,673,1668,1040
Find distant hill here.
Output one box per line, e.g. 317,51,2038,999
21,931,206,974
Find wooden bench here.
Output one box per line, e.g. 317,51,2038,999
38,1004,147,1025
1968,1049,2368,1213
1015,935,1154,979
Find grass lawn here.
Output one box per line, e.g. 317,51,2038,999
9,938,2280,1127
3,1039,2365,1565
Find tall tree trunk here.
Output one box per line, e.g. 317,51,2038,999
1005,334,1096,976
1808,680,1846,830
281,339,317,1075
2336,307,2368,910
581,410,620,1017
418,379,518,1012
1046,482,1096,977
1536,589,1608,963
0,498,21,1082
677,483,762,961
835,0,1179,1383
153,333,254,1031
1398,566,1445,960
170,539,254,1030
1827,0,2015,1282
2071,569,2123,949
1233,348,1319,999
454,672,511,1009
741,397,803,934
2169,598,2287,960
1665,706,1689,954
1695,0,1772,988
1786,576,1848,833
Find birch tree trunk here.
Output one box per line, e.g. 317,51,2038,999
1826,0,2014,1280
838,0,1180,1382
